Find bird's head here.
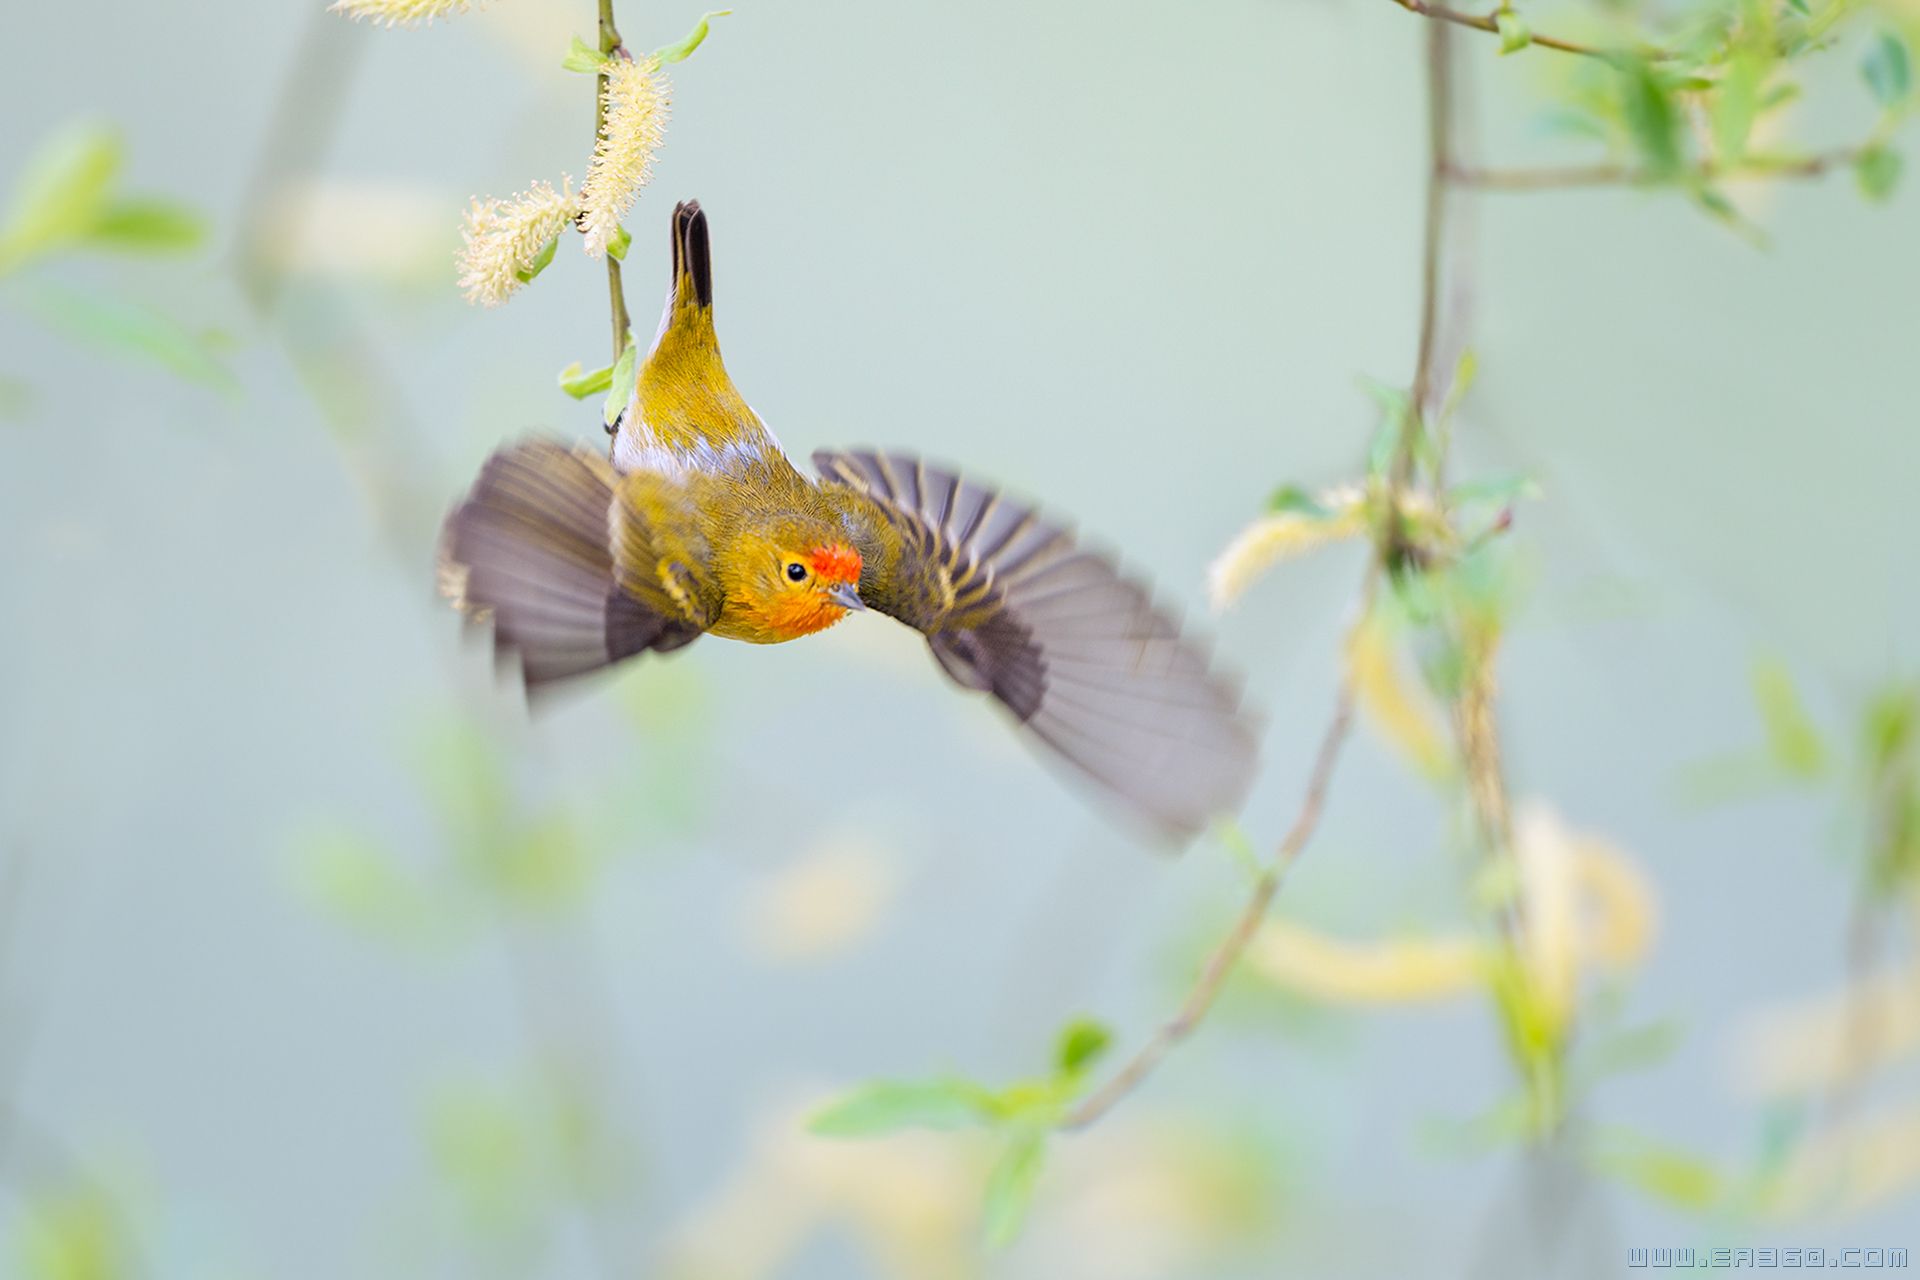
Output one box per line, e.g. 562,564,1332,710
726,519,866,641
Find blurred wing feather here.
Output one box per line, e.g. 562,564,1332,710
815,448,1260,842
439,438,706,691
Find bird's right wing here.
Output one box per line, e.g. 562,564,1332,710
439,438,712,691
815,448,1261,843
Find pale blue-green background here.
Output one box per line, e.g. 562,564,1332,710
1,0,1916,1275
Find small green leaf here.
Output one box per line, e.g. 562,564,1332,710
562,35,611,74
17,281,237,394
1619,61,1683,179
1445,473,1539,508
1856,146,1902,201
514,233,559,285
84,197,206,254
1589,1131,1721,1210
1862,32,1912,108
16,1186,126,1280
1358,378,1414,479
1691,186,1765,247
1713,52,1762,164
558,361,615,399
1751,659,1826,779
982,1129,1047,1248
652,9,731,64
605,223,631,262
0,121,124,274
1266,484,1333,518
603,327,640,429
1496,11,1532,54
808,1079,1000,1137
1054,1018,1112,1078
1784,0,1809,14
1861,684,1917,772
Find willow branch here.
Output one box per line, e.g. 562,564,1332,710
1062,665,1364,1130
597,0,633,360
1386,0,1617,58
1062,15,1468,1136
1446,148,1869,190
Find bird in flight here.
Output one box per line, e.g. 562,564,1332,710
439,201,1259,841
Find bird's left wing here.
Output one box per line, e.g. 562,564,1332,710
814,448,1261,843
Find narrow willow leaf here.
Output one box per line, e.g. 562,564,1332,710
605,223,631,262
1862,32,1912,108
1496,11,1532,54
1054,1018,1112,1077
807,1079,1001,1137
562,35,610,74
1589,1131,1721,1210
652,9,731,63
1751,660,1826,779
1692,186,1765,247
513,232,559,285
603,327,640,429
18,281,237,394
0,122,124,273
1446,473,1539,508
85,197,207,254
558,361,614,399
15,1187,126,1280
1267,484,1332,518
1619,62,1683,178
1713,52,1762,163
982,1129,1047,1248
1862,684,1917,772
1856,146,1902,202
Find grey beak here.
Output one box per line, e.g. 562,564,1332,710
828,581,867,612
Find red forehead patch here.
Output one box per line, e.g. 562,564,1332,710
806,543,862,584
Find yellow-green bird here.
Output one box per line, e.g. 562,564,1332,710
440,201,1258,840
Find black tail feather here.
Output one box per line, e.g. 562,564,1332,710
671,199,713,310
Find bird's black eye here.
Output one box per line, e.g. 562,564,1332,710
785,561,809,583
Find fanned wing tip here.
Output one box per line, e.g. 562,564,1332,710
815,446,1264,845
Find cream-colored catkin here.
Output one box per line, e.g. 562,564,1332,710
329,0,478,28
579,57,670,258
456,178,576,307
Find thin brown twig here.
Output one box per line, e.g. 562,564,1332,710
597,0,633,361
1062,10,1469,1136
1386,0,1617,59
1062,658,1366,1130
1445,148,1867,190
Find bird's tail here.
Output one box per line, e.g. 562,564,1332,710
651,199,715,351
438,439,688,690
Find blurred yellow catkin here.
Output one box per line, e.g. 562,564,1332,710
1206,487,1369,611
329,0,478,27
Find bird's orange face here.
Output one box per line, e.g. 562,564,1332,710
735,540,866,641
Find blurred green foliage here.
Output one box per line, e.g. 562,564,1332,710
0,120,233,393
